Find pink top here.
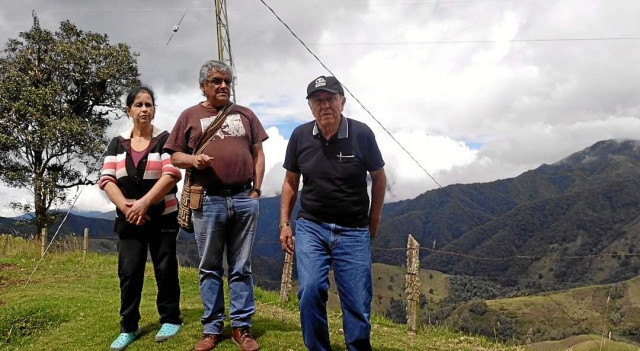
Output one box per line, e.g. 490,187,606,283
131,147,148,168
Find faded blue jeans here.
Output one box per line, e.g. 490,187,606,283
295,218,373,351
192,190,258,334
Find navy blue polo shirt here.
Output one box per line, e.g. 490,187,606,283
283,115,385,227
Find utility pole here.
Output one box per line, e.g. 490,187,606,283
214,0,236,102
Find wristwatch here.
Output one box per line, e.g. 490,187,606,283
251,187,262,196
279,222,291,229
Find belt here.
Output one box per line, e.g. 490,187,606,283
204,183,252,197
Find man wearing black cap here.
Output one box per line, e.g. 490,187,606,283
279,76,386,350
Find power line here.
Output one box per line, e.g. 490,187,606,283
125,36,640,48
43,0,518,12
257,0,455,204
343,0,520,6
373,245,640,261
24,0,198,286
257,0,601,345
151,0,197,76
25,187,83,286
43,7,214,13
310,37,640,46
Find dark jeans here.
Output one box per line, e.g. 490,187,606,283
117,214,182,332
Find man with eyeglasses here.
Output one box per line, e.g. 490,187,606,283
165,60,267,351
279,76,387,350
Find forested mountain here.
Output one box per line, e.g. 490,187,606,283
4,139,639,291
375,139,640,287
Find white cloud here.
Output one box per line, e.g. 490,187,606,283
377,131,478,201
70,185,115,214
3,0,640,215
261,126,289,197
0,184,31,217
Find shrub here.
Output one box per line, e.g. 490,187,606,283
384,297,406,324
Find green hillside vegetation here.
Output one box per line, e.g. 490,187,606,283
0,236,522,351
444,276,640,347
527,335,638,351
374,140,640,291
325,263,449,316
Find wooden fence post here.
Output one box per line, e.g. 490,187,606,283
41,228,47,257
405,234,420,335
83,228,89,260
279,238,295,304
2,235,8,256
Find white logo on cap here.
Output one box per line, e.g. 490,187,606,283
315,78,327,88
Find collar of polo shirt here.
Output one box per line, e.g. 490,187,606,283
312,115,349,139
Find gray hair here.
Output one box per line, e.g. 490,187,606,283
198,60,234,85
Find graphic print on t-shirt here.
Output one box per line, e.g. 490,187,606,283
216,114,245,139
200,114,245,140
200,116,215,132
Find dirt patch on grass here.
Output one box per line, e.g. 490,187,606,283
3,277,30,288
0,263,17,271
0,264,25,288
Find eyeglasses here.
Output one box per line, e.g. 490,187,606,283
205,77,233,86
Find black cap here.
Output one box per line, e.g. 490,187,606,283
306,76,344,99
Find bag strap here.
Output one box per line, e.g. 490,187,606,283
183,103,234,184
193,102,234,156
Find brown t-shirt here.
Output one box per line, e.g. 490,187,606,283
164,102,268,189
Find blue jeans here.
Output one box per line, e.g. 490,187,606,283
295,218,372,351
192,190,259,334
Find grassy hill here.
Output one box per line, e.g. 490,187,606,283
527,335,637,351
0,236,522,351
326,263,449,317
444,275,640,348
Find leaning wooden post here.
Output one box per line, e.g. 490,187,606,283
405,234,421,335
2,234,8,256
83,228,89,260
40,228,47,257
279,238,295,304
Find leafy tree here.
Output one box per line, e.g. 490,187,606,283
384,297,407,324
0,13,140,237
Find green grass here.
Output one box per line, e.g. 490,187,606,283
470,280,640,349
526,334,639,351
0,236,522,350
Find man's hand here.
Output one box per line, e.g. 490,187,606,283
192,154,214,170
279,225,294,254
369,221,379,239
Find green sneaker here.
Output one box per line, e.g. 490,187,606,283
155,323,181,342
110,328,141,350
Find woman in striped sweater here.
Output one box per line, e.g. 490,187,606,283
99,86,183,350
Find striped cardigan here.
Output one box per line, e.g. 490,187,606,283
99,126,182,220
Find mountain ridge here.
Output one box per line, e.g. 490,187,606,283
3,138,639,292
